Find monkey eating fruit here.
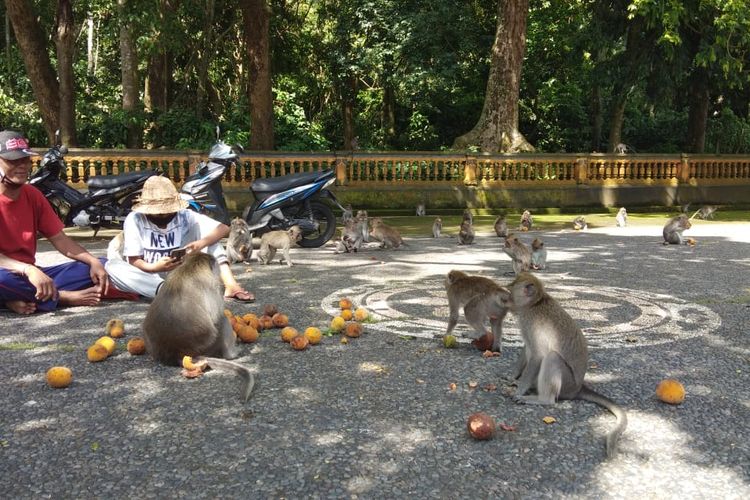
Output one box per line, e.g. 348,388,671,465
142,253,255,402
226,218,252,264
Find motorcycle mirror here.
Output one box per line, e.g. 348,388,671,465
54,129,61,146
59,145,68,155
234,144,245,153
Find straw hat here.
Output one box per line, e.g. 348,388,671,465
132,176,188,214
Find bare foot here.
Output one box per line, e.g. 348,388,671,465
59,286,102,307
6,300,37,315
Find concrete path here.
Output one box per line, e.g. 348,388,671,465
1,220,748,499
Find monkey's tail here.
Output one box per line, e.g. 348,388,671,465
197,357,256,403
576,385,628,459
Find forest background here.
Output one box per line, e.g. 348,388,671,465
1,0,749,155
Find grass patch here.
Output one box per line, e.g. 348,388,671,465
0,342,39,351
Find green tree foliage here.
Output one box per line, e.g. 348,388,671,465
0,0,748,152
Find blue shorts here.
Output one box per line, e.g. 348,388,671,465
0,258,106,312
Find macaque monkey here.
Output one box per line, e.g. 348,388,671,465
615,207,628,227
457,219,475,245
506,273,627,457
355,210,370,243
692,205,717,220
258,225,302,266
503,234,531,275
369,217,404,248
341,204,354,224
530,238,547,270
462,209,474,225
444,270,510,352
226,218,252,264
107,231,124,261
432,217,443,238
520,210,533,231
573,216,587,231
334,219,363,254
142,253,255,402
494,215,508,238
416,203,426,217
662,214,692,245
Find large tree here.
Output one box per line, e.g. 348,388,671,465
240,0,274,150
4,0,60,141
118,0,142,148
55,0,76,146
453,0,533,153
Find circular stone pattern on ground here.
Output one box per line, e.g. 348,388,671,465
322,280,721,348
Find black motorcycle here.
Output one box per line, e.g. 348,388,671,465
28,131,159,236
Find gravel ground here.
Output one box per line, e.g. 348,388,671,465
1,220,749,499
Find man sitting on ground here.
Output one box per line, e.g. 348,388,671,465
0,129,119,314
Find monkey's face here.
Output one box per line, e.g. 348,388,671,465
510,274,542,308
288,226,302,242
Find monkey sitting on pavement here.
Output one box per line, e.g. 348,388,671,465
615,207,628,227
494,215,508,238
457,219,475,245
443,270,510,353
573,216,587,231
416,203,426,217
334,219,363,254
369,217,404,249
520,210,533,231
355,210,370,243
505,273,627,458
432,217,443,238
530,238,547,270
142,253,255,402
662,214,692,245
226,218,253,264
503,234,531,275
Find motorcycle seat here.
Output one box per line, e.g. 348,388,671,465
252,170,333,193
88,170,159,189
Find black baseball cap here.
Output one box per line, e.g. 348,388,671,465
0,130,38,160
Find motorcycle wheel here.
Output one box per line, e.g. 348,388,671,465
296,201,336,248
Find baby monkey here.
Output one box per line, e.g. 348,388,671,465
258,225,302,266
444,270,510,353
494,215,508,238
530,238,547,270
432,217,443,238
520,210,533,231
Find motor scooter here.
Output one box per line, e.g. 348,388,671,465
28,131,159,236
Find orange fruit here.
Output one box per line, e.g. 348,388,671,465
339,298,353,310
344,322,363,338
330,316,346,332
341,309,353,321
46,366,73,388
242,313,259,324
94,336,116,355
126,337,146,355
106,318,125,338
272,313,289,328
237,325,260,343
354,307,369,321
656,379,685,405
245,317,260,330
304,327,322,345
259,315,275,330
280,327,299,343
87,344,109,362
290,335,309,351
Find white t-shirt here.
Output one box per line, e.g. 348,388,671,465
122,210,221,264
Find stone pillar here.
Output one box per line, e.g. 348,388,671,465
679,154,690,184
335,155,348,186
575,157,589,184
464,155,478,186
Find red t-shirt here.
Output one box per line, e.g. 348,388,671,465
0,184,64,264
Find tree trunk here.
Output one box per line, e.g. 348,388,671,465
607,94,627,152
86,14,94,76
381,54,396,148
240,0,274,150
118,0,142,148
5,0,60,141
590,85,602,152
453,0,533,153
341,75,357,150
685,68,709,153
195,0,215,119
55,0,77,146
